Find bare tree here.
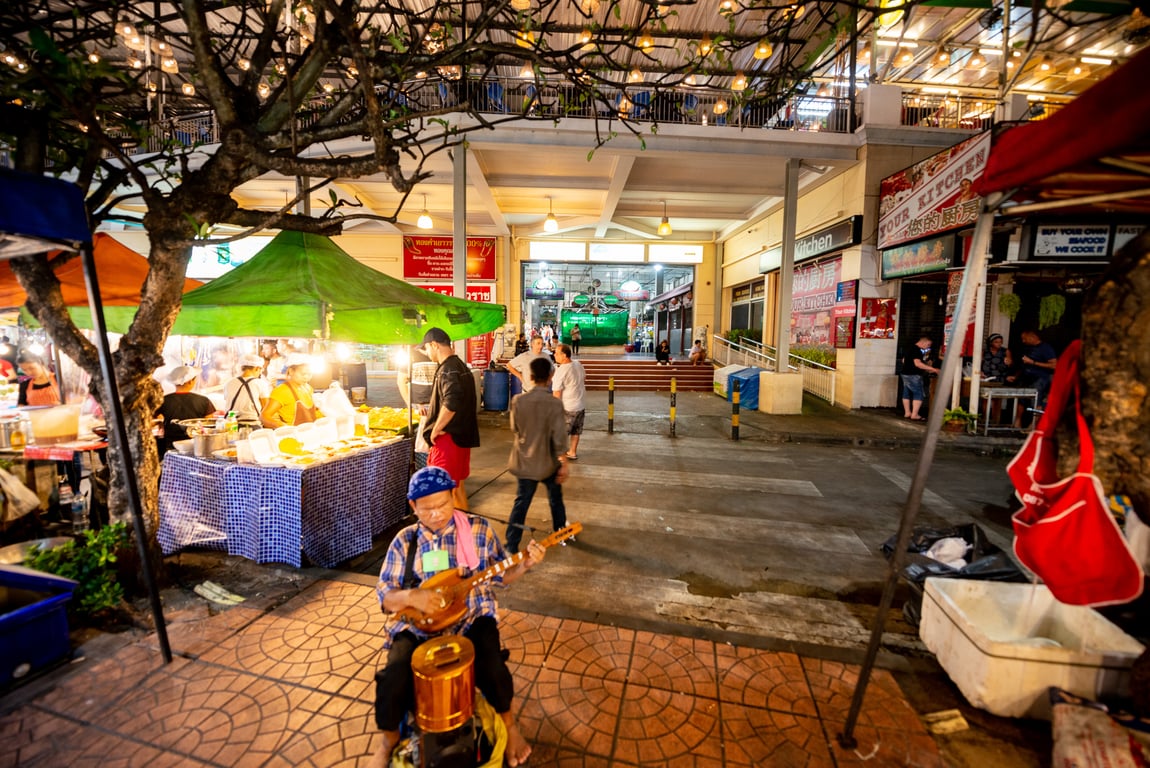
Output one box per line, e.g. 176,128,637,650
0,0,854,553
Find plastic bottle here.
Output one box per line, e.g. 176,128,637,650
225,411,239,434
10,426,25,450
71,491,89,535
58,484,74,528
215,414,227,432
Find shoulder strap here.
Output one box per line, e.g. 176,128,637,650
401,528,421,589
227,378,257,412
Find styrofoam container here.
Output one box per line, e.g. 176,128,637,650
920,578,1145,719
713,365,747,398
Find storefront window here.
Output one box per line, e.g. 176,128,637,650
520,262,692,348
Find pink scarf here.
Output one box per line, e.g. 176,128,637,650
452,509,480,570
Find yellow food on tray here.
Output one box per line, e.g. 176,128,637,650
363,406,420,432
278,437,308,456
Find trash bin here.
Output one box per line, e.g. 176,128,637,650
728,367,763,410
483,369,509,411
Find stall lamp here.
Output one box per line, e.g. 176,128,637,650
753,39,773,60
446,310,473,325
731,71,747,91
657,201,672,236
544,197,559,233
417,194,433,230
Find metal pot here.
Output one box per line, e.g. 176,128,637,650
193,431,230,457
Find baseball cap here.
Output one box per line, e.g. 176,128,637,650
421,327,451,349
407,466,457,501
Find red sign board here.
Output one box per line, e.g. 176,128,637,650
877,132,990,250
403,236,496,281
415,284,497,367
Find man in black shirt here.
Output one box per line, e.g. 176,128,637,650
156,366,216,456
900,336,940,421
420,328,480,511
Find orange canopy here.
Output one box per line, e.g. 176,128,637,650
0,232,203,308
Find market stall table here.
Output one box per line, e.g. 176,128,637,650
158,437,411,567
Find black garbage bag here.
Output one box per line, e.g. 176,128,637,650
881,523,1028,627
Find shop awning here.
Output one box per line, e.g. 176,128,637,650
976,45,1150,216
648,282,694,306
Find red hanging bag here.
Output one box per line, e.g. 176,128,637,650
1006,340,1143,607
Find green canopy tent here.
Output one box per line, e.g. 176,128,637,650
170,231,506,344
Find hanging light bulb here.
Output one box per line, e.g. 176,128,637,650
816,83,830,97
753,39,773,60
580,27,592,45
896,48,914,66
417,194,433,230
719,0,735,14
519,60,534,79
1038,55,1052,71
128,56,142,69
119,23,136,37
238,57,251,71
161,56,179,74
731,72,747,91
322,82,334,92
580,0,601,12
967,50,987,69
1072,59,1089,77
629,67,643,82
657,201,672,236
87,49,101,64
258,82,271,98
515,29,535,48
685,73,698,86
544,197,559,233
933,47,950,67
713,98,728,115
697,36,713,57
638,29,654,49
510,0,531,9
181,82,196,96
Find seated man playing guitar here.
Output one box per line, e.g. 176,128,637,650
370,466,546,768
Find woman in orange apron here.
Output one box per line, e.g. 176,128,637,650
16,353,61,406
260,353,323,428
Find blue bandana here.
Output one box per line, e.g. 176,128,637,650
407,466,456,501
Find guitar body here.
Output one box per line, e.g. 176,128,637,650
395,522,582,633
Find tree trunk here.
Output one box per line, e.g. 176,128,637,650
1080,229,1150,521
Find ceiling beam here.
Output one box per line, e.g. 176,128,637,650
466,152,511,236
596,155,635,238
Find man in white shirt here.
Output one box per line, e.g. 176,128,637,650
551,343,586,460
508,335,552,392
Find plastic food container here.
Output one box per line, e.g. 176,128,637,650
21,404,81,445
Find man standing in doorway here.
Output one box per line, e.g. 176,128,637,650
420,327,480,511
900,335,940,421
552,343,586,461
508,335,552,393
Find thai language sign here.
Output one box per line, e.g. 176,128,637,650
415,284,496,367
403,236,496,281
877,132,990,250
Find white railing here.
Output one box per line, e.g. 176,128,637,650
710,335,837,405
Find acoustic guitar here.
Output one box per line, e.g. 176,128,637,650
397,522,582,633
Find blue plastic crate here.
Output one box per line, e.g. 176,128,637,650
728,367,763,411
0,564,77,686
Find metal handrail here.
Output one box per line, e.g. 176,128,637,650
711,335,837,404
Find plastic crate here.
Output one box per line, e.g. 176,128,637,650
0,564,77,686
713,365,748,398
728,367,763,410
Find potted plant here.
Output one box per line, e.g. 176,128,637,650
942,407,977,433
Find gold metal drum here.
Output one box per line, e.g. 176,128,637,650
411,635,475,733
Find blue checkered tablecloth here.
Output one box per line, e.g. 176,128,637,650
158,438,412,567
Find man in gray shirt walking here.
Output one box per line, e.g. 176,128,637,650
505,358,570,554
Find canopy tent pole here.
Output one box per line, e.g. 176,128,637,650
838,201,1001,748
80,243,172,664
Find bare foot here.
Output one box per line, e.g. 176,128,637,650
502,714,532,766
366,730,400,768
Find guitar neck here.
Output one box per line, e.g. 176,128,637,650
461,524,581,591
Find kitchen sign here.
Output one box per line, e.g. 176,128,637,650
759,216,863,274
877,131,990,250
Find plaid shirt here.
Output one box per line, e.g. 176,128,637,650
376,514,508,641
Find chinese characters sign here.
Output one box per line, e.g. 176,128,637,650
403,236,496,280
877,132,990,250
790,257,841,346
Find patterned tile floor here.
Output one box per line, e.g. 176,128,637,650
0,577,943,767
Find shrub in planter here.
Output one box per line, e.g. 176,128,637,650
942,407,977,433
24,523,132,617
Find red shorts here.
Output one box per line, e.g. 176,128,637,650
427,432,471,483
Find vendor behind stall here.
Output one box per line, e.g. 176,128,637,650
224,354,272,424
261,354,323,427
17,353,61,406
156,366,215,457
